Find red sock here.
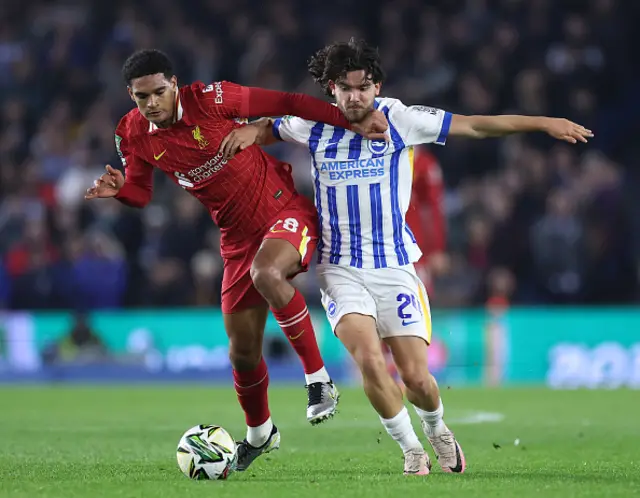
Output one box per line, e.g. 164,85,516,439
271,289,324,374
233,357,270,427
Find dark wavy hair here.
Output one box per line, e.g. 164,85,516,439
308,39,386,98
122,49,173,85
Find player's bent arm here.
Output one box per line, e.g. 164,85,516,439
113,128,154,208
449,114,593,143
112,156,154,208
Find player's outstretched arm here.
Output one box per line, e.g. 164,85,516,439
449,115,594,143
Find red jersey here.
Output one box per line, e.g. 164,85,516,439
406,146,446,265
114,81,354,258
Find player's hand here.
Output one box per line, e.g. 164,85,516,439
220,125,260,161
543,118,594,144
85,165,125,200
351,109,389,142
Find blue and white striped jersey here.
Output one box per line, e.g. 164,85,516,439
273,97,451,269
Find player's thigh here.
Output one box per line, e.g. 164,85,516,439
255,196,319,278
372,267,433,345
335,313,389,380
221,249,266,320
252,238,306,281
334,313,381,363
223,305,269,369
316,264,377,333
317,265,387,372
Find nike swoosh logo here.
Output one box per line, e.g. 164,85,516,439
449,442,464,473
154,150,167,160
288,330,305,340
402,320,419,326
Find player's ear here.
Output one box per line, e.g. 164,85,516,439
170,75,178,89
328,80,336,97
127,86,135,102
374,83,381,96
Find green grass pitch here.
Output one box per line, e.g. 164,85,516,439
0,386,638,497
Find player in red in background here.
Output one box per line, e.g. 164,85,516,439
386,146,447,387
405,146,447,292
84,49,388,471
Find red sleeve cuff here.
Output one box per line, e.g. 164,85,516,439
114,182,135,200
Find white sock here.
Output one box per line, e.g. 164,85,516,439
380,406,423,453
414,398,447,436
246,417,273,447
305,366,330,385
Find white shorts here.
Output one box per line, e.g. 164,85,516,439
317,264,432,343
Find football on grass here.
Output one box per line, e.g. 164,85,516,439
176,425,237,480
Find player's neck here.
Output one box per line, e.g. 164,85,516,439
154,115,175,129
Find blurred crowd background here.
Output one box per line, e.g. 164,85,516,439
1,0,639,311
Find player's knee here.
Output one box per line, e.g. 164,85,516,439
228,341,262,371
399,367,432,396
250,263,284,294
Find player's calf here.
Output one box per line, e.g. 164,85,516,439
231,353,283,471
398,367,441,416
401,370,467,473
232,359,272,444
224,307,281,471
251,238,337,424
385,336,467,473
336,315,428,474
339,320,404,420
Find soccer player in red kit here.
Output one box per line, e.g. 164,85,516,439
84,49,388,471
405,146,446,293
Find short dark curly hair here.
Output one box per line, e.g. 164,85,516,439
122,49,174,85
308,39,386,98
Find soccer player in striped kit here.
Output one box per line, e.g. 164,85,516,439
84,49,389,471
220,39,593,475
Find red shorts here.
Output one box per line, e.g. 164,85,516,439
220,195,318,314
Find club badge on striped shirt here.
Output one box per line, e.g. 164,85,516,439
367,139,389,155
